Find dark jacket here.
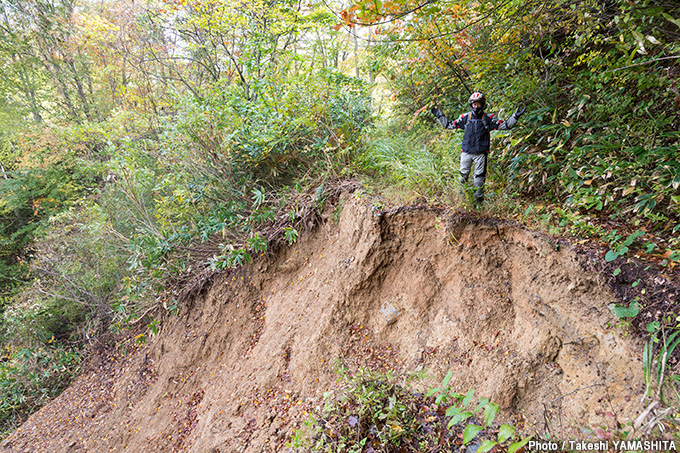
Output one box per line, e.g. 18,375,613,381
434,110,518,154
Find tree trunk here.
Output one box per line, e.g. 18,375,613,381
42,56,80,121
368,28,374,84
353,26,359,78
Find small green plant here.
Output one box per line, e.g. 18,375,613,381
609,299,641,319
289,368,532,452
331,201,343,226
284,227,299,245
605,229,645,262
643,328,680,405
163,298,180,316
425,369,456,406
429,373,533,453
478,423,533,453
147,317,159,336
445,390,493,429
635,326,680,436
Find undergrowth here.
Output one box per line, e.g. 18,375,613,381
288,365,680,452
357,123,461,204
0,343,80,437
289,367,532,452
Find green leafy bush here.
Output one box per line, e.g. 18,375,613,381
4,202,128,345
0,125,107,306
290,368,531,452
113,70,373,294
0,343,80,437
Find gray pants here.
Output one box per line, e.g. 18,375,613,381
459,152,487,202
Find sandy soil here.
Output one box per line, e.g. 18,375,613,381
2,193,645,452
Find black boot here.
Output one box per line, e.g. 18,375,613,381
474,187,484,206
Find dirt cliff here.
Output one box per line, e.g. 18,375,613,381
3,193,645,452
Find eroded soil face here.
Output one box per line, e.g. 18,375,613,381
4,194,644,452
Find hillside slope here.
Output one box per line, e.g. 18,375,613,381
3,193,644,451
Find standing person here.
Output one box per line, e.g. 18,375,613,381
431,92,525,204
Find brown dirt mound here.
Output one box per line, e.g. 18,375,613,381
2,193,645,452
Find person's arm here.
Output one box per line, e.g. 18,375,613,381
431,107,466,130
493,107,526,130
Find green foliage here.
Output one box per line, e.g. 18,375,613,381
4,203,128,345
0,124,108,317
425,369,455,406
358,121,460,200
604,229,646,267
166,70,371,184
0,343,80,437
0,122,115,437
0,0,104,123
291,368,455,451
284,227,299,245
488,1,679,226
366,0,679,230
429,374,532,452
636,326,680,436
290,368,530,452
117,70,372,284
643,328,680,405
610,301,641,319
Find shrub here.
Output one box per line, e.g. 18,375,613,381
0,343,80,436
289,367,531,452
4,202,128,345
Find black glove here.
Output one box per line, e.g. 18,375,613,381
431,107,441,117
514,106,526,118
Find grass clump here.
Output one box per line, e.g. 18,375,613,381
357,122,461,205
